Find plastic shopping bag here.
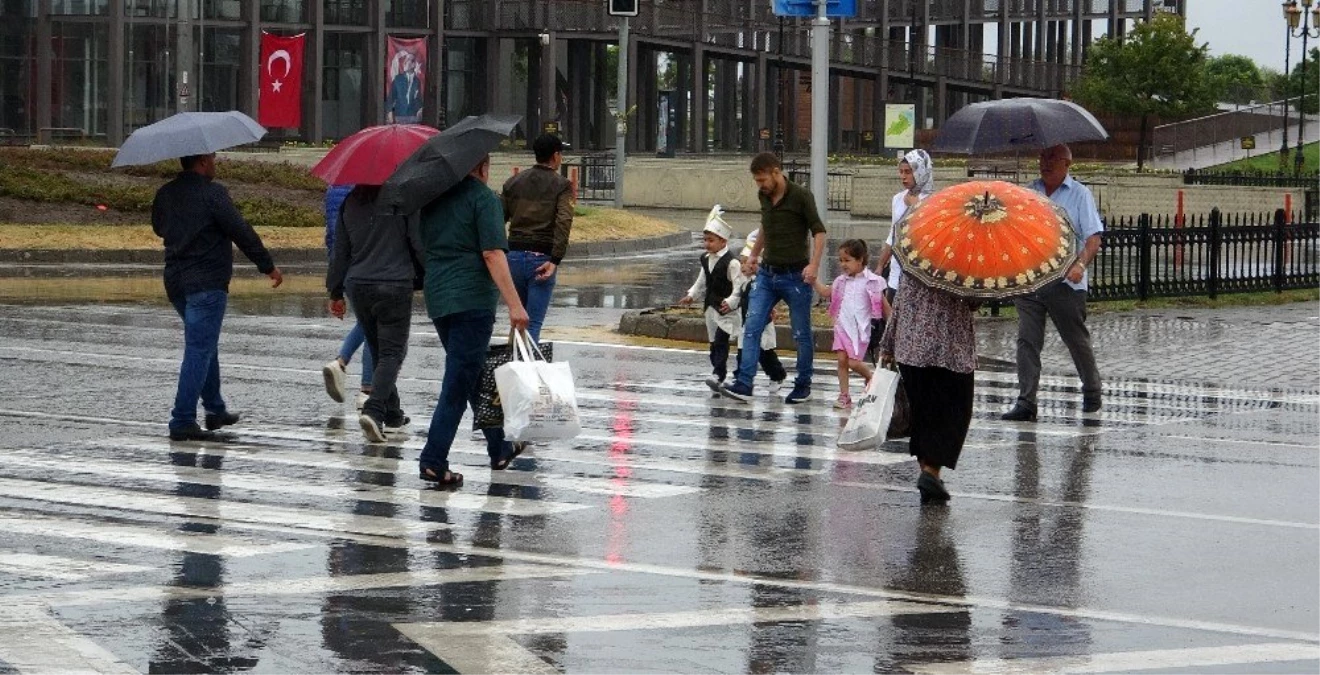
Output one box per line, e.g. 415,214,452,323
494,328,581,442
836,367,900,451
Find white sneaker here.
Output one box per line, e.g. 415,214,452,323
322,359,347,403
767,379,785,395
704,374,723,392
355,391,370,411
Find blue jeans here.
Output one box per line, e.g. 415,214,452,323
337,320,375,389
506,250,557,343
735,268,815,389
420,309,511,473
169,290,228,431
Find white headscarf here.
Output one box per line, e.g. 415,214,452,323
903,149,935,197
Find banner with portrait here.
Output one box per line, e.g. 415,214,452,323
385,37,427,124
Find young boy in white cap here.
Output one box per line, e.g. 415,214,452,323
679,206,747,392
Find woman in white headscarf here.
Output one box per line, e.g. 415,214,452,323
874,149,935,302
866,149,934,362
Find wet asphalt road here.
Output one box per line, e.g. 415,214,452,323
0,249,1317,674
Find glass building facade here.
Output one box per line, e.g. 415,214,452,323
5,0,485,145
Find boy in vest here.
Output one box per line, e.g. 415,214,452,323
679,206,746,392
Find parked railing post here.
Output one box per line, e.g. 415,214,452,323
1208,207,1222,300
1138,213,1151,301
1273,208,1287,293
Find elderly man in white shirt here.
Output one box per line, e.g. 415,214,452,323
1003,143,1104,422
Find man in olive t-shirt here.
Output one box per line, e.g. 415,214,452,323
416,155,530,487
719,152,826,405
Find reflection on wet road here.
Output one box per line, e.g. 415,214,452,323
0,293,1316,673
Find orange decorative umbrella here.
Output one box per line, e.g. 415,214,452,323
894,180,1078,298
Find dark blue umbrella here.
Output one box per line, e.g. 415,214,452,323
377,113,522,215
111,111,266,167
932,98,1108,155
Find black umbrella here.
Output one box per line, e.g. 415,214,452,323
932,98,1108,155
377,113,522,215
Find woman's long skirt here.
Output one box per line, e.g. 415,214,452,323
897,363,974,470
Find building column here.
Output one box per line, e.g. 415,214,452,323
240,0,260,121
35,1,51,139
997,0,1009,87
674,53,690,151
108,0,125,145
785,68,799,150
308,0,324,141
368,0,386,126
430,0,445,127
630,44,648,153
1071,0,1084,67
691,45,706,153
539,32,558,134
595,41,611,150
934,76,948,125
873,71,886,155
755,52,769,151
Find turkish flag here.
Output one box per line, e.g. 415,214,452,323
258,32,305,129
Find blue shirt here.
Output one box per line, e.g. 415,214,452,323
324,184,355,254
1028,175,1104,291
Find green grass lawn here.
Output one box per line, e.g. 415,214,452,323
1210,142,1319,174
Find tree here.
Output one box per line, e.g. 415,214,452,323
1283,47,1320,114
1206,54,1267,104
1072,12,1218,170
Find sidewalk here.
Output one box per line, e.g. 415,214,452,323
976,302,1320,392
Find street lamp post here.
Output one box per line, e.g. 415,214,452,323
1282,12,1292,166
1284,0,1320,176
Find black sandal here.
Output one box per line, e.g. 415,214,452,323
491,442,527,470
420,466,463,486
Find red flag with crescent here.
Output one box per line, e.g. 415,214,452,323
258,31,305,129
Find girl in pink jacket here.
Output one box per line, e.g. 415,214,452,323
813,239,891,409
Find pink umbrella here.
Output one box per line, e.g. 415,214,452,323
310,124,439,186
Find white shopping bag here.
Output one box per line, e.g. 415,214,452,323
495,328,582,442
836,367,900,451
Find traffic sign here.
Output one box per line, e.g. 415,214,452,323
772,0,856,18
609,0,639,17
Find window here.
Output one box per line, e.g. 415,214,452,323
51,20,108,135
202,0,241,20
0,6,34,134
386,0,428,28
324,0,365,25
322,32,364,138
199,27,239,112
0,2,36,18
260,0,305,23
49,0,109,15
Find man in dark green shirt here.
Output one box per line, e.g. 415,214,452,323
719,152,826,405
417,155,530,487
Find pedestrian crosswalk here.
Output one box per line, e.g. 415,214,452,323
0,307,1317,674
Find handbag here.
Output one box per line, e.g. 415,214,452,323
887,377,911,439
837,367,901,451
474,338,553,430
494,328,581,442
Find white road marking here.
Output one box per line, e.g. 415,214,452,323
395,599,959,673
828,481,1320,530
102,438,701,500
0,451,589,517
22,564,596,608
1154,434,1319,450
0,605,140,675
902,642,1320,674
0,553,153,581
0,477,445,538
0,514,316,558
575,432,914,466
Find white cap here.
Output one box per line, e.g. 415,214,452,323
702,204,732,241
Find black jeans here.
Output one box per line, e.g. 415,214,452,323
419,309,511,473
347,283,413,422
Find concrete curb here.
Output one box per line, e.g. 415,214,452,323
619,307,836,352
0,232,694,265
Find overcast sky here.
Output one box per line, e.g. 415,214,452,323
1185,0,1308,73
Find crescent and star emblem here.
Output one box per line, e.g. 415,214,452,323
266,50,291,93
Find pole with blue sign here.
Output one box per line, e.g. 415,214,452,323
774,0,855,222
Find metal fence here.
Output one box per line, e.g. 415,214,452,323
782,160,855,211
1183,169,1318,188
560,153,616,202
1090,210,1320,301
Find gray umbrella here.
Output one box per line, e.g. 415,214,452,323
377,113,523,215
932,98,1108,155
111,111,266,168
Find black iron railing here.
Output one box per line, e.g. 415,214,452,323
782,160,854,211
1183,169,1319,188
560,153,616,202
1090,210,1320,301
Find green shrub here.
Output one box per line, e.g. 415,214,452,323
0,147,325,191
0,164,155,211
234,198,323,228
